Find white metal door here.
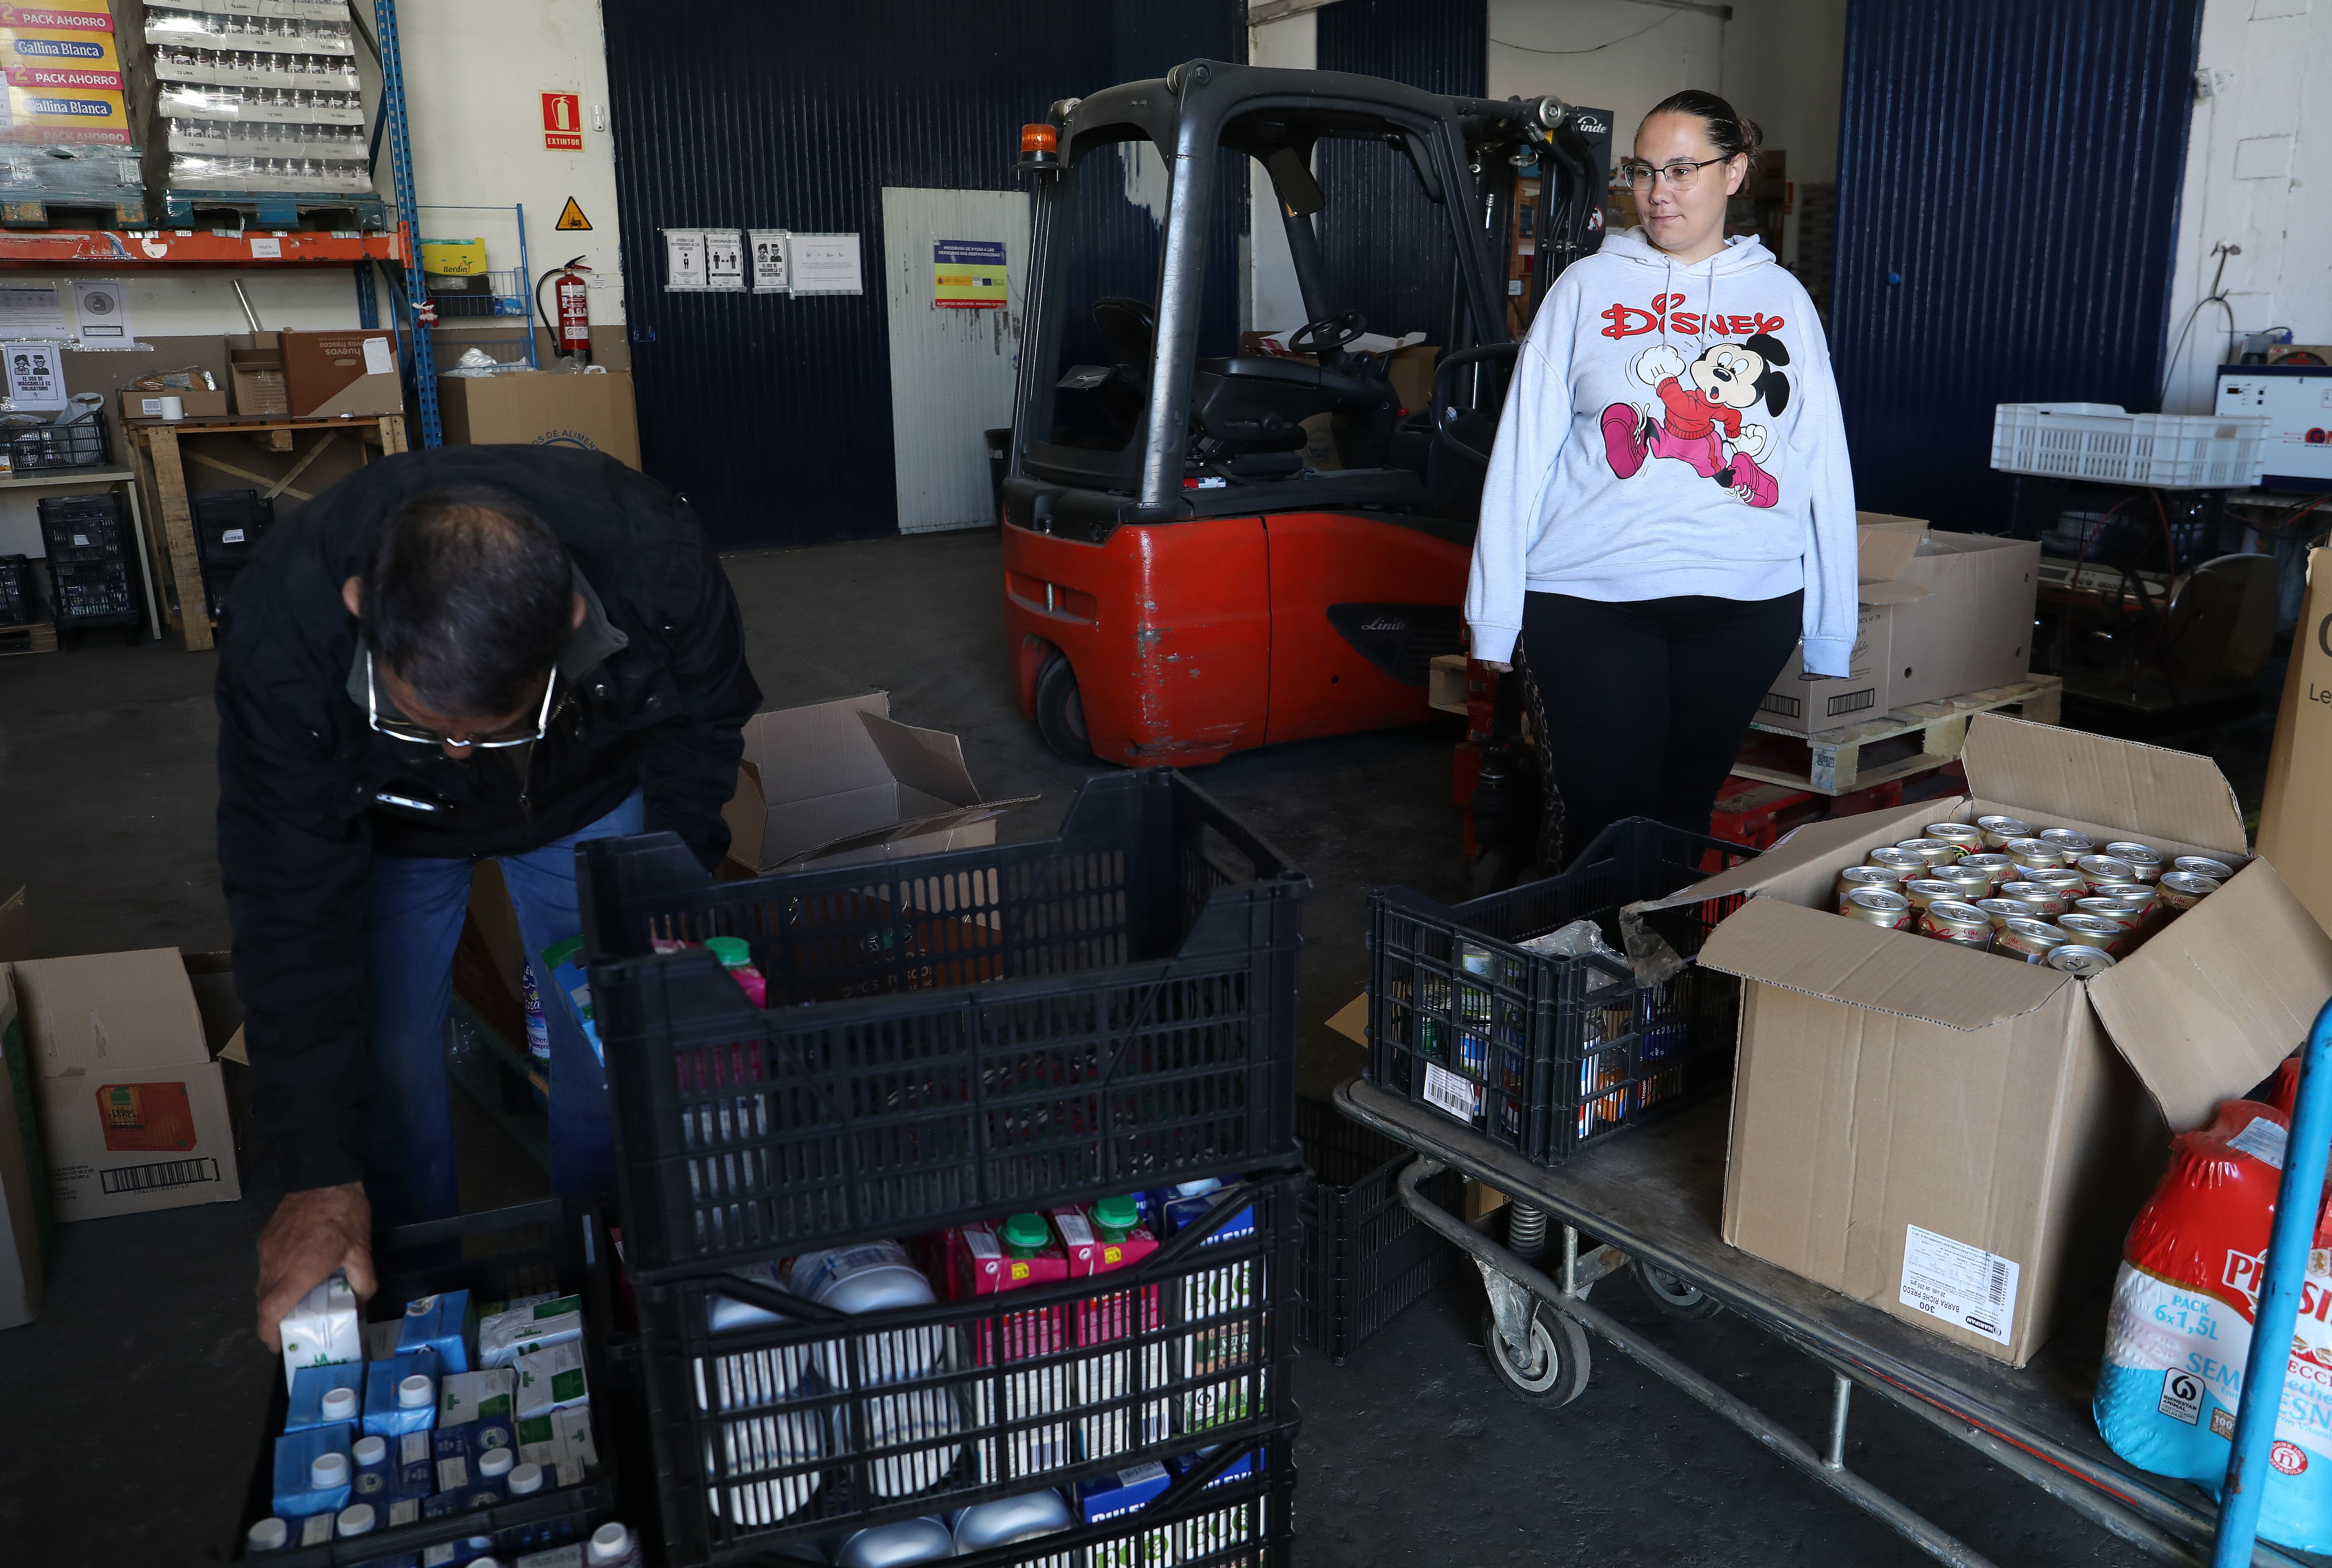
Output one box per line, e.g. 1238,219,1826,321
880,187,1030,534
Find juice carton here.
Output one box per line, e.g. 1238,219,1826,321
944,1213,1071,1482
1062,1196,1168,1461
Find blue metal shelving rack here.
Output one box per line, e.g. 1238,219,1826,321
373,0,440,448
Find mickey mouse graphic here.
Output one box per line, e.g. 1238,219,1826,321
1600,334,1791,508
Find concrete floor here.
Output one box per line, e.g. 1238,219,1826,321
0,529,2158,1566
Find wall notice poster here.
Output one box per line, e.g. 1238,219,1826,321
703,229,744,291
663,229,707,291
788,234,862,296
749,229,790,293
5,341,65,409
932,239,1007,309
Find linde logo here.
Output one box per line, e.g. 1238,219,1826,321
1359,616,1406,634
11,37,103,59
1574,115,1607,136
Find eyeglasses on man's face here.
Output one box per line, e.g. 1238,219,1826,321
367,651,557,750
1621,155,1732,193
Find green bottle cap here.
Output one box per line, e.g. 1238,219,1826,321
704,937,751,969
1000,1212,1050,1258
1091,1195,1139,1240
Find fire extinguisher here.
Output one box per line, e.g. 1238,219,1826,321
535,256,593,364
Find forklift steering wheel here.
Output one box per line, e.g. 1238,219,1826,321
1286,311,1366,355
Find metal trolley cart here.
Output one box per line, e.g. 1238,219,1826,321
1333,993,2332,1568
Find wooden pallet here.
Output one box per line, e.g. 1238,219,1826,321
159,188,387,231
0,194,149,230
0,620,57,657
1730,675,2064,796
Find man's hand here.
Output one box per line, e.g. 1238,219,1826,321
256,1182,375,1353
1477,660,1513,673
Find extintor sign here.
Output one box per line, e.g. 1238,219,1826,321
542,92,582,151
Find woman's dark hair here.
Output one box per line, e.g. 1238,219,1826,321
1642,89,1763,174
361,482,573,717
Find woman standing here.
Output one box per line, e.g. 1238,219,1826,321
1466,90,1856,868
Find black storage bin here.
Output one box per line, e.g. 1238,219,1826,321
37,491,141,630
192,487,276,611
578,768,1310,1279
0,553,30,625
1365,819,1756,1168
230,1199,645,1566
1292,1096,1463,1364
638,1172,1302,1566
1,409,110,473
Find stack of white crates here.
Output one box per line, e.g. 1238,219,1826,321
142,0,372,216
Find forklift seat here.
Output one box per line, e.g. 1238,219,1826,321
1188,355,1390,454
1092,296,1156,374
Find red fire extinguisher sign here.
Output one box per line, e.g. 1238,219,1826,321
542,93,583,151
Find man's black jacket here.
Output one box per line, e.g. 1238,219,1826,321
215,444,760,1193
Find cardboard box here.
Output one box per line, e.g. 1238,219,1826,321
721,693,1035,876
2261,547,2332,937
228,333,289,417
1756,515,2038,735
281,328,403,418
435,369,642,470
2,898,243,1222
0,894,47,1328
1669,714,2332,1365
118,387,229,421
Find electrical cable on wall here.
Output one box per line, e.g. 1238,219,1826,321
1492,11,1679,55
2158,242,2238,409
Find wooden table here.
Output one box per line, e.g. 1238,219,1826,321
123,412,407,652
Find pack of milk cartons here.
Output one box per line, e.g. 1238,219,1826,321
251,1274,604,1556
0,0,142,214
142,0,372,196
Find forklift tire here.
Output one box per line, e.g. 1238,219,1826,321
1034,652,1098,764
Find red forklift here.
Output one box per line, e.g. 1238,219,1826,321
1001,60,1604,765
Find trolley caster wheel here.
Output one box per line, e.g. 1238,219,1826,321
1634,1258,1722,1320
1480,1304,1591,1405
1034,651,1097,764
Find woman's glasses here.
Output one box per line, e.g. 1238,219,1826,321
1620,155,1731,193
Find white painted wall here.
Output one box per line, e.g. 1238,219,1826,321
1245,10,1315,335
2162,0,2332,413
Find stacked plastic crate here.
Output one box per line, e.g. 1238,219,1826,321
142,0,374,227
578,769,1309,1567
0,0,144,225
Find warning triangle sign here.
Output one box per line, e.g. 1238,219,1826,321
555,197,591,231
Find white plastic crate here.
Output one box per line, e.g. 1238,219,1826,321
1990,402,2268,488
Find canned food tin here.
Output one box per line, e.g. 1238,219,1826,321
2038,828,2096,856
2157,871,2222,911
1836,865,1906,910
1922,900,1993,947
2092,881,2159,915
2073,896,2149,932
1977,814,2035,849
1867,846,1931,875
1843,888,1913,930
2021,866,2087,893
2074,855,2138,892
1957,853,2017,889
2172,856,2235,882
1896,839,1963,868
1934,866,1997,899
1997,882,2070,918
1902,879,1962,913
1972,898,2027,929
2054,913,2130,956
2103,842,2164,881
1999,918,2069,962
1924,823,1984,854
2001,837,2062,868
2047,944,2116,976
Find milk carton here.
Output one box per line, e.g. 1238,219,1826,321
514,1341,589,1421
271,1423,354,1521
1076,1461,1175,1568
278,1271,362,1393
480,1293,583,1368
286,1361,364,1434
397,1289,472,1373
364,1346,438,1438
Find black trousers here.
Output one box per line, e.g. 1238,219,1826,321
1517,589,1805,868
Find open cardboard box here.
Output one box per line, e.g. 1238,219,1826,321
1757,514,2039,736
0,890,243,1245
1659,715,2332,1365
720,693,1035,876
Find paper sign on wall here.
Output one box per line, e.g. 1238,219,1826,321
4,340,65,409
749,229,789,293
788,234,862,297
932,238,1006,309
703,229,744,291
70,278,132,343
662,229,707,291
0,284,65,339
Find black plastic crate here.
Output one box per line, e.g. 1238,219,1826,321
193,488,276,612
230,1199,647,1566
37,492,141,627
1292,1096,1463,1364
579,768,1310,1279
637,1172,1301,1566
1365,819,1756,1167
0,553,29,625
1,411,109,472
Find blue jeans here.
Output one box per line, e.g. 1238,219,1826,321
364,791,643,1225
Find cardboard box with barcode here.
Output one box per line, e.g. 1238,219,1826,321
1658,715,2332,1367
281,328,403,418
1756,514,2039,737
0,887,244,1226
718,693,1035,877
